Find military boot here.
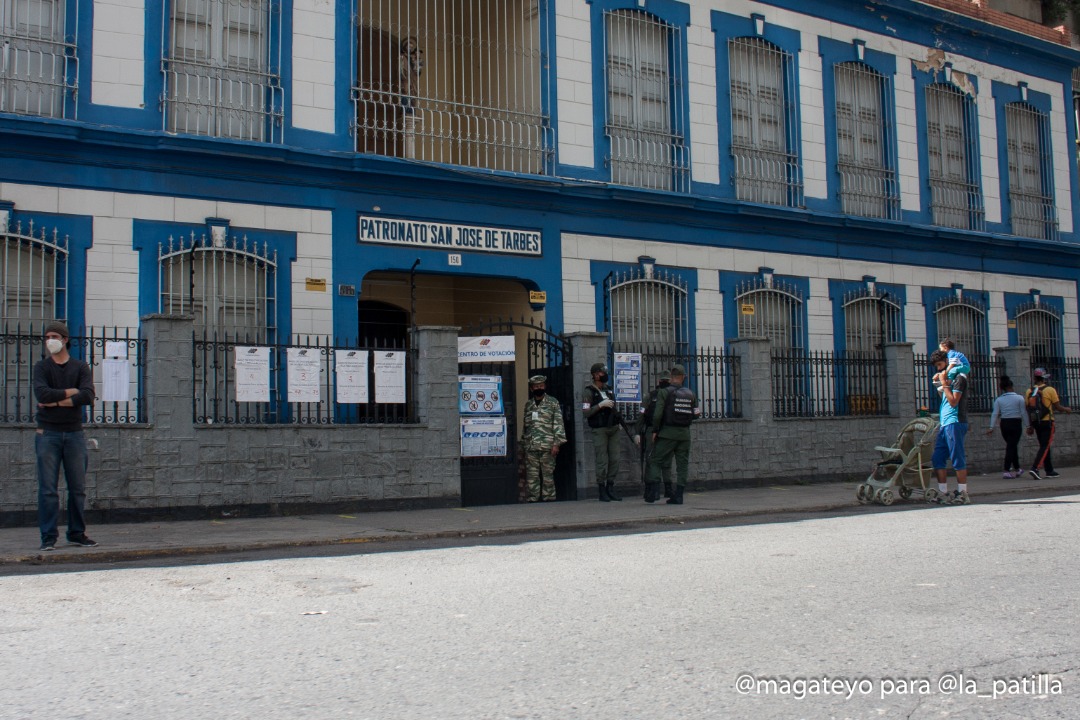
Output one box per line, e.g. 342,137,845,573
598,484,612,502
606,483,622,501
643,483,661,503
663,482,673,499
666,485,684,505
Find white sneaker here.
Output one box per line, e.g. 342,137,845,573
1002,471,1014,478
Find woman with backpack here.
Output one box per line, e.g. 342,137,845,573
986,375,1028,478
1025,368,1072,480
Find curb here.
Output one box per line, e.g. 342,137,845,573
4,482,1077,568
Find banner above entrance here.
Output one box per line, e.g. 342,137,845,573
359,215,542,256
459,335,516,362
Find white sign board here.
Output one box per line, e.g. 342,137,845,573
335,350,369,404
458,375,504,414
460,417,508,457
359,215,541,256
234,346,271,403
374,351,407,404
101,358,130,403
458,335,516,362
286,348,321,403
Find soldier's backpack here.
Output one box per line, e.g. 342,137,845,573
1027,386,1051,425
662,386,696,428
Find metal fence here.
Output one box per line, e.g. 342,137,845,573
0,325,146,424
1031,356,1080,406
913,353,1002,415
613,346,741,421
193,333,418,425
772,350,888,418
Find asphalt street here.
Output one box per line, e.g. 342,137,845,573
2,493,1078,720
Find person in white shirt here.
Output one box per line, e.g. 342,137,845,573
986,375,1028,478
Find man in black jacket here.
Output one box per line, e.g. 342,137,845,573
33,321,97,550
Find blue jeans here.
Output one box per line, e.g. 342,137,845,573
36,430,88,543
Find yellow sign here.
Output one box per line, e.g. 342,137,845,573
305,278,327,292
741,303,755,316
529,290,547,304
1007,320,1016,329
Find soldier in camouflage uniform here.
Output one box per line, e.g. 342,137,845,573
522,375,567,502
635,371,674,498
647,364,700,505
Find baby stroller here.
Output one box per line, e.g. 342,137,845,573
856,416,941,505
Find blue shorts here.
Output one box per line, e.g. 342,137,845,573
932,422,968,470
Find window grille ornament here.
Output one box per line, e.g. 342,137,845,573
604,265,689,354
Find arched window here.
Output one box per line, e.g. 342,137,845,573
0,213,68,330
843,290,902,355
604,9,687,191
925,82,983,230
735,277,803,351
1015,303,1063,362
728,37,801,206
1005,102,1056,240
158,229,276,342
834,61,898,219
604,264,688,354
934,296,988,358
0,0,76,118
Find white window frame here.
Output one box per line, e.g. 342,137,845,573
834,61,898,220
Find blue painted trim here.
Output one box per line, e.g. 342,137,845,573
132,220,296,343
827,279,907,354
920,286,990,355
711,10,802,204
1003,292,1066,350
8,209,92,335
718,270,810,350
992,81,1055,239
587,258,698,350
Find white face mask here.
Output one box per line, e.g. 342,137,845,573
46,338,64,355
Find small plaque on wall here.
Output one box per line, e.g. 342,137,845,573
306,278,327,292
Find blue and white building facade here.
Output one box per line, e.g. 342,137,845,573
2,0,1079,373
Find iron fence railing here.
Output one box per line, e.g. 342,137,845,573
1031,356,1080,406
1,325,146,424
772,350,888,418
613,346,741,420
193,333,418,425
914,352,1002,415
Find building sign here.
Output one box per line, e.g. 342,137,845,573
459,375,504,414
458,335,516,362
741,303,755,315
529,290,547,304
460,417,507,457
614,352,642,404
358,215,541,256
305,278,327,292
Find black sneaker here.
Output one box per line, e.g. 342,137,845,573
67,534,98,547
39,540,55,551
1045,471,1061,478
1028,469,1042,480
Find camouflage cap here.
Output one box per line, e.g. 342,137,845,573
528,374,547,385
670,364,687,376
590,363,609,374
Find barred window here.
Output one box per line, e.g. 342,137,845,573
604,265,688,353
1,212,67,329
603,10,687,192
1073,68,1080,174
159,230,276,342
1005,102,1056,240
735,278,803,351
354,0,551,174
163,0,282,142
926,83,983,230
728,37,801,206
0,0,76,118
1015,303,1063,361
843,290,902,354
834,62,898,220
934,297,987,358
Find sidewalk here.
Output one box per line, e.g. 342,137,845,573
4,470,1079,567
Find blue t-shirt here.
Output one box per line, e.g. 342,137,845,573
940,374,968,426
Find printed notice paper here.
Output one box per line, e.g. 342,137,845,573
374,351,406,404
287,348,321,403
234,346,270,403
335,350,369,404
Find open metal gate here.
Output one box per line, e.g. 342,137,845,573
459,319,575,505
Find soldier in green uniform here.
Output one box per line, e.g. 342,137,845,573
647,364,700,505
582,362,623,502
635,371,674,498
521,375,567,502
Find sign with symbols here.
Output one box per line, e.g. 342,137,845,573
614,352,642,403
458,375,504,415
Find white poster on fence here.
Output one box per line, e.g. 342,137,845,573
234,346,270,403
287,348,322,403
374,350,406,404
101,358,130,402
335,350,369,404
460,417,507,457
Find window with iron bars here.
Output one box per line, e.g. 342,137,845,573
604,9,688,192
604,266,689,355
158,231,276,343
1073,68,1080,176
735,279,804,351
1015,303,1063,362
0,0,76,118
162,0,283,142
834,62,898,220
728,37,802,207
934,297,988,358
926,83,983,230
1,211,67,330
843,290,902,354
1005,102,1057,241
353,0,552,174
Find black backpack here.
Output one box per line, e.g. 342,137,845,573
1027,387,1051,425
662,386,696,428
